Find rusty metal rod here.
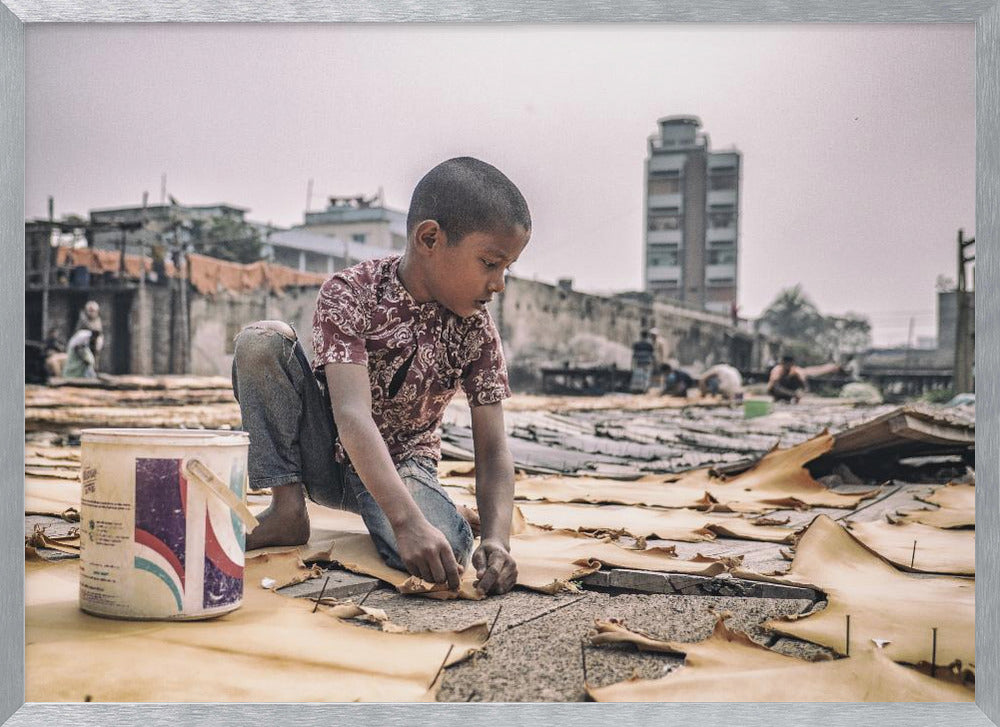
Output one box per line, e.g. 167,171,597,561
312,576,330,613
358,587,373,607
487,605,503,640
429,645,455,690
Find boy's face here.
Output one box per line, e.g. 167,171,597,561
426,225,530,318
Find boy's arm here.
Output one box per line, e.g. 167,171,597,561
324,362,462,590
470,401,518,595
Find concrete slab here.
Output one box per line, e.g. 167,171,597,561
432,590,816,702
331,582,588,635
277,567,379,601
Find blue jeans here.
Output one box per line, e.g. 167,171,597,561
231,323,474,570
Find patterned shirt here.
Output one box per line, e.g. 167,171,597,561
312,255,510,465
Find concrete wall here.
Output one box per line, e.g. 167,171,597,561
936,290,975,357
188,286,320,375
28,274,765,385
494,276,761,389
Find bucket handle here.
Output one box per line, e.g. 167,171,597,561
184,458,260,533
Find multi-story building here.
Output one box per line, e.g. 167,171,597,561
301,194,407,251
644,116,740,314
265,227,386,275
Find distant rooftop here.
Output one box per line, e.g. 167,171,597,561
268,227,389,261
657,115,702,127
304,195,407,230
90,202,249,222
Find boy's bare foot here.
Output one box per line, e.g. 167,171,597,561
246,483,310,550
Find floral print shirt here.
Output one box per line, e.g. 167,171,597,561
312,255,510,465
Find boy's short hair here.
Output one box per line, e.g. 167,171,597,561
781,354,795,364
407,157,531,244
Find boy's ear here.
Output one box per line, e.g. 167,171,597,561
414,220,444,254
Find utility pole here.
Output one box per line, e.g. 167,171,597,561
118,223,128,279
178,224,190,375
953,228,975,393
904,316,915,370
306,178,314,213
133,192,152,374
41,196,53,338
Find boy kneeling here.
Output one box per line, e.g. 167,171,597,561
232,157,529,596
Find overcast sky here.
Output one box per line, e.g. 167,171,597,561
25,23,974,346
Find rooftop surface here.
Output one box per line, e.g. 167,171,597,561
24,383,975,702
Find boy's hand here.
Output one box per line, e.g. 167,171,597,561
473,539,517,595
395,519,463,590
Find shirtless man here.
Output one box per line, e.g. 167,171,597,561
767,355,807,403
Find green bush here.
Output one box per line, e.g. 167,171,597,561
921,388,956,404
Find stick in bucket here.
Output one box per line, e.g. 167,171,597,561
184,458,260,532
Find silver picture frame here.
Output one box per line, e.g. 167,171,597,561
1,2,997,725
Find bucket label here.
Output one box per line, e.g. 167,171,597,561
201,460,246,609
134,458,188,612
80,441,247,620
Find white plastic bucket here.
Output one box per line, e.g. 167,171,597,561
78,428,257,621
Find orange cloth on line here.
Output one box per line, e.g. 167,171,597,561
54,246,327,295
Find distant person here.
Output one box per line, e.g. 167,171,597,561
767,355,807,403
698,363,744,402
648,327,669,370
841,356,861,381
62,329,102,379
76,300,105,354
661,362,696,398
43,327,66,378
629,330,656,393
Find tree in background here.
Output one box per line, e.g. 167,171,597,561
756,286,825,341
756,285,871,362
817,314,872,358
189,216,263,264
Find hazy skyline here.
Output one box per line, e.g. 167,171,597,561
25,23,974,346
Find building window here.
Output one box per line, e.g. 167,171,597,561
649,249,680,267
304,251,328,273
648,178,682,195
352,233,367,244
709,173,737,191
707,249,736,265
648,214,681,231
709,211,734,228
